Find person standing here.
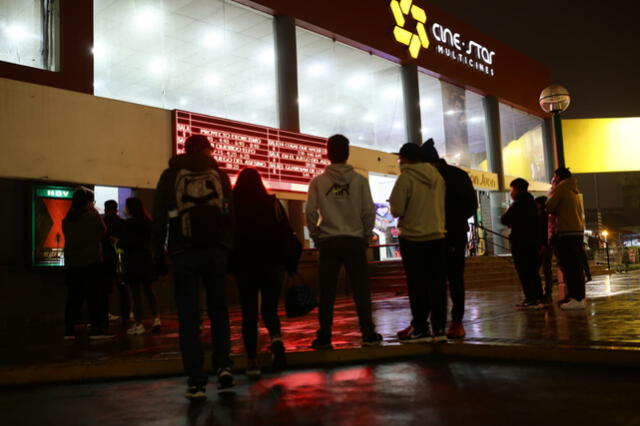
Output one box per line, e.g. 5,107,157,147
305,134,382,350
152,134,235,400
102,200,130,327
63,187,114,340
546,168,587,310
501,178,545,310
535,196,554,303
232,168,289,378
121,197,160,335
390,143,447,342
422,139,477,339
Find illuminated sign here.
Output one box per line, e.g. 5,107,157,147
173,111,330,193
390,0,496,76
31,184,75,267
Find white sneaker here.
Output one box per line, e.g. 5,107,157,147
127,323,145,335
152,317,161,327
559,299,586,310
108,313,120,321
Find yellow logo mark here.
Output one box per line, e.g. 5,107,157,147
390,0,429,59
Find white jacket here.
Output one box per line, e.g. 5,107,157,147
305,164,375,242
389,162,446,241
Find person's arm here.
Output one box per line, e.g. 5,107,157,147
152,169,172,258
389,174,409,218
501,203,515,227
305,178,320,243
360,177,375,241
545,189,561,214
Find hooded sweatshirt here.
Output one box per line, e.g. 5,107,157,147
389,162,446,241
305,163,375,242
545,177,584,236
152,153,234,256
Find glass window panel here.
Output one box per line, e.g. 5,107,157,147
499,103,547,182
94,0,277,127
297,27,405,151
0,0,58,70
419,74,488,170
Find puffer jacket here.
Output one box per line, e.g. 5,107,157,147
545,178,584,236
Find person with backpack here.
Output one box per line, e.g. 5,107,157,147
305,134,382,350
152,134,235,400
120,197,160,335
390,143,448,343
62,187,114,340
232,168,292,378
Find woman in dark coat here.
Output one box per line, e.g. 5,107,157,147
62,187,112,339
233,168,291,378
120,197,159,335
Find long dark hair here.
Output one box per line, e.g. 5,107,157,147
125,197,151,222
65,186,95,221
233,168,271,209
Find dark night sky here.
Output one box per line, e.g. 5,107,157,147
426,0,640,119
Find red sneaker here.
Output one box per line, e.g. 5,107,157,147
396,325,414,340
446,322,466,339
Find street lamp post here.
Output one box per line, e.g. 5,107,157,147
602,230,611,270
539,85,571,169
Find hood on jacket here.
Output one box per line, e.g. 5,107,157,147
169,153,219,171
401,163,437,187
324,163,358,186
555,177,580,194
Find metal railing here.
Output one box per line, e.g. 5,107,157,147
470,223,511,255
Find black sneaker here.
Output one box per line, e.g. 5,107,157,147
185,384,206,401
270,338,287,369
399,329,433,343
311,337,333,350
362,332,383,347
216,367,235,393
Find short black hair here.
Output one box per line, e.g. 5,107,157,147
327,134,349,163
104,199,118,212
510,178,529,191
185,134,212,154
554,167,572,181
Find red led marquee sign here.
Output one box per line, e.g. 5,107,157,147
173,110,329,193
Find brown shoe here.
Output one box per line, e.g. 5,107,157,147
446,322,466,339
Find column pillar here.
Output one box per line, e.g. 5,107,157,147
273,15,300,132
401,64,422,144
543,117,556,181
483,96,507,255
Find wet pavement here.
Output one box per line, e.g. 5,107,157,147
1,358,639,426
1,271,640,385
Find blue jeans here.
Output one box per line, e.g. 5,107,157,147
171,246,231,385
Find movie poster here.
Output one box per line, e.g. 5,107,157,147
32,185,74,267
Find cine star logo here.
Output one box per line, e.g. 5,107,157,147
390,0,429,59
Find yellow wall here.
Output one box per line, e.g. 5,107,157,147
0,77,171,189
563,117,640,173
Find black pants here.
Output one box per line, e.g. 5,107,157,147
541,245,554,297
511,244,543,301
65,264,105,335
317,237,375,340
236,263,283,359
446,234,466,323
556,236,586,301
399,237,447,333
129,280,158,323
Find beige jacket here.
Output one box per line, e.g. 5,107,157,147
545,177,585,235
389,162,446,241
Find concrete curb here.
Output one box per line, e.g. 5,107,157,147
2,341,639,386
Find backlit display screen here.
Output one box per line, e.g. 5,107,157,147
173,110,329,192
31,185,74,267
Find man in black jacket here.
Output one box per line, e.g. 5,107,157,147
422,139,477,339
152,135,235,400
501,178,544,310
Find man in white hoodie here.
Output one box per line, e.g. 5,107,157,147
390,142,447,342
306,134,382,349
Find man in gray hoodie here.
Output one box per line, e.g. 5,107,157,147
306,134,382,349
390,143,447,342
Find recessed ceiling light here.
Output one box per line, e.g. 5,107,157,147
468,116,484,123
135,7,162,31
331,105,346,114
364,113,377,122
298,96,311,107
307,62,328,77
179,98,188,106
258,48,274,64
4,24,29,42
254,84,269,96
204,72,219,85
383,86,401,99
149,58,167,75
203,31,222,49
393,122,404,129
347,73,368,90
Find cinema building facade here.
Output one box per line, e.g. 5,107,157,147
0,0,555,323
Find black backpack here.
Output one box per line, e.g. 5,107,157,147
175,168,226,246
